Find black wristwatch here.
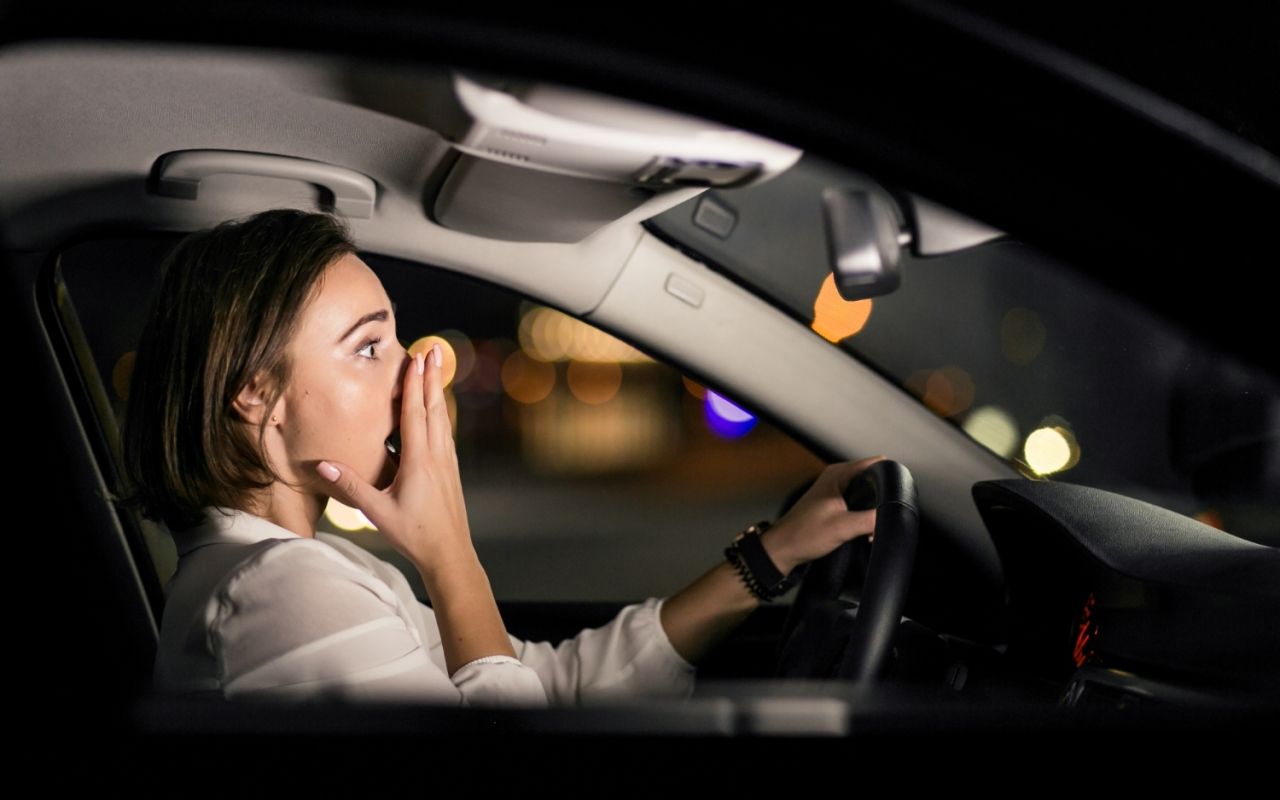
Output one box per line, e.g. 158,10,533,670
724,520,798,603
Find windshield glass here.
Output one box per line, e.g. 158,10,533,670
647,153,1280,546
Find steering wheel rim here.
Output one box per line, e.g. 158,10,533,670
773,460,920,682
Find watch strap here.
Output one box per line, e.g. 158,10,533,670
725,520,797,602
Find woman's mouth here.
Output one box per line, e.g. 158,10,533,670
385,426,402,458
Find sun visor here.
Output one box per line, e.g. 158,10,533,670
427,70,803,243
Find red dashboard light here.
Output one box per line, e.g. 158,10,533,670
1072,592,1099,668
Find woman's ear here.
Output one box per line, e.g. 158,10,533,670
232,371,279,427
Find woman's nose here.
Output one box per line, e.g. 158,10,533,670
391,343,411,401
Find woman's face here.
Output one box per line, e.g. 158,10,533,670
264,252,410,495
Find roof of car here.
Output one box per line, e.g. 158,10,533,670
3,3,1276,382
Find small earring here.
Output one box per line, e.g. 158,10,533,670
271,416,278,423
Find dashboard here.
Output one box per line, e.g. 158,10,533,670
969,478,1280,708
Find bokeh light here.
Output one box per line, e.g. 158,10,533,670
1001,307,1047,366
905,366,975,417
704,389,757,438
682,376,706,399
518,302,652,363
409,335,458,387
324,498,373,532
1024,427,1070,475
501,350,556,404
1057,428,1080,470
437,329,476,385
1023,419,1079,476
962,405,1020,458
1194,508,1225,530
567,360,622,404
460,338,509,396
811,272,874,343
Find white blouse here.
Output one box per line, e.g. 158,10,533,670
152,506,697,707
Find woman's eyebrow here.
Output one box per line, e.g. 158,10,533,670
337,302,396,344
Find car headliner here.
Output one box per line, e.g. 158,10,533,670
4,2,1276,383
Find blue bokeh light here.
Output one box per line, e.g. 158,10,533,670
704,389,757,438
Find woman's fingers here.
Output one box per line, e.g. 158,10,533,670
835,457,885,543
424,343,453,454
849,508,877,541
832,454,888,492
315,458,380,526
400,349,429,461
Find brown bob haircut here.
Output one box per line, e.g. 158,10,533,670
118,208,358,533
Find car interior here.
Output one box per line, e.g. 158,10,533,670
7,34,1279,747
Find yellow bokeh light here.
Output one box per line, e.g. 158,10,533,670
962,405,1019,458
1053,425,1081,471
501,350,556,404
811,272,873,344
519,303,655,363
1024,427,1072,475
551,312,575,360
324,498,373,532
409,335,458,387
517,306,543,361
567,360,622,404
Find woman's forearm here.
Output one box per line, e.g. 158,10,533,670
415,549,517,677
658,530,799,666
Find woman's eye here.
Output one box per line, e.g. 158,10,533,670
356,338,381,360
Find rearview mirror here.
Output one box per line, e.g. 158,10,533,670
822,187,909,301
823,186,1006,301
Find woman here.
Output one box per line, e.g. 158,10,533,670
119,207,885,707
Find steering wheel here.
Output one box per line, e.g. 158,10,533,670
773,459,920,682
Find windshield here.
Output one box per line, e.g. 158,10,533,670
647,153,1280,546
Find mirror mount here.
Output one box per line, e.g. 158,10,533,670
822,187,911,301
823,185,1007,301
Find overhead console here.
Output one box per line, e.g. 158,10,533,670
423,70,803,243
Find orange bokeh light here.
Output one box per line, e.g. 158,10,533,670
501,350,556,404
811,273,873,343
567,360,622,404
409,335,458,387
906,366,974,417
1194,508,1225,530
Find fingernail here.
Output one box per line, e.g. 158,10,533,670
318,461,340,482
416,351,424,375
432,343,442,367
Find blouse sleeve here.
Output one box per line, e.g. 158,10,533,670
208,539,548,708
503,596,698,706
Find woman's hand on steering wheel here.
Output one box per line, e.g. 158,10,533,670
762,455,888,576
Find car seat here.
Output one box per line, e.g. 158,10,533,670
49,234,186,698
